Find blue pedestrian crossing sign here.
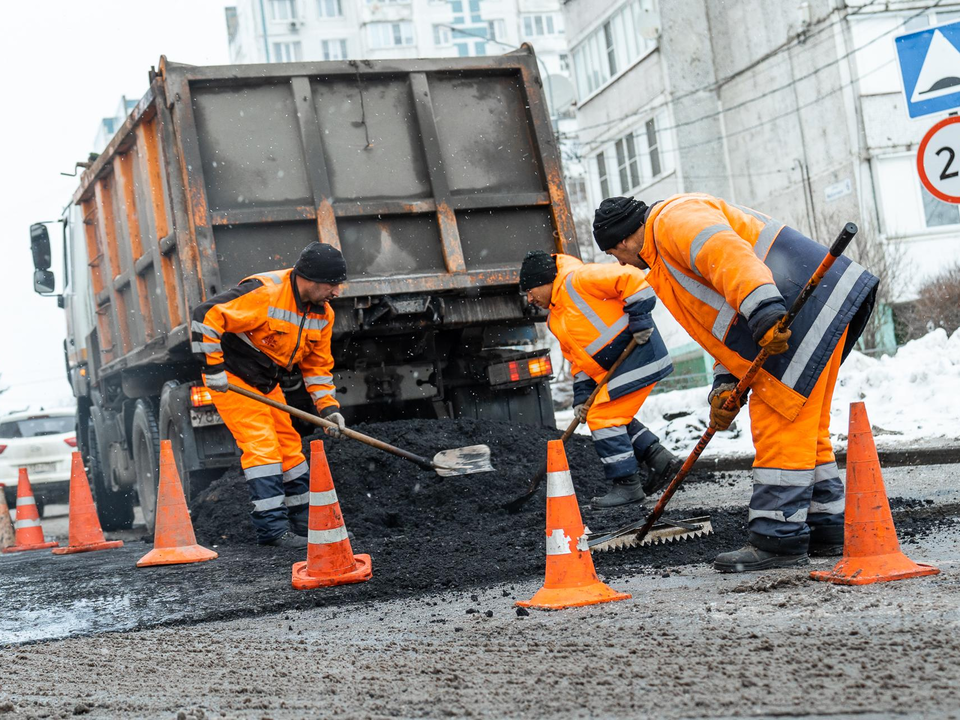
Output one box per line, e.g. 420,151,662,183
895,20,960,119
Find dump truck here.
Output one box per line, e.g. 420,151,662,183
29,49,579,531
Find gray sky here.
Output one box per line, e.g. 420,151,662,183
0,0,232,414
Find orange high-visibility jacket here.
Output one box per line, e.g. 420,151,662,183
191,268,338,412
640,193,877,420
548,254,672,403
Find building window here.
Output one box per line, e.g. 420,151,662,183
573,0,657,101
488,19,505,42
450,0,463,23
615,135,640,191
592,113,669,198
559,53,570,73
367,21,415,48
522,13,562,37
468,0,482,22
270,0,297,20
433,25,452,45
317,0,342,17
645,117,661,178
922,187,960,228
322,39,348,60
272,41,303,62
597,153,610,198
366,0,409,3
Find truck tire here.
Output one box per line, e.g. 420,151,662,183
132,400,161,533
86,424,135,531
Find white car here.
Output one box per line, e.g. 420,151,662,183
0,409,77,517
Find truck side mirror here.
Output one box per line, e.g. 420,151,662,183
34,268,56,295
30,223,52,270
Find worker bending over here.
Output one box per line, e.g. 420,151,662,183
192,242,347,548
520,250,679,509
593,193,878,571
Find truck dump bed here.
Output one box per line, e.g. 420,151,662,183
72,48,577,378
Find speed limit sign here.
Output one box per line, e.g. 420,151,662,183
918,116,960,204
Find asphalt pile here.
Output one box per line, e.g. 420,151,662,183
191,418,732,592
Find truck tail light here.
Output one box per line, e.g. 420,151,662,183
191,386,215,407
487,355,553,387
64,437,77,448
0,444,6,455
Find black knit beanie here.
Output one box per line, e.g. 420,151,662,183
593,197,648,251
519,251,558,291
295,242,347,284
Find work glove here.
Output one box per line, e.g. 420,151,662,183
204,370,229,393
573,404,589,423
322,411,346,440
758,323,791,355
707,383,748,432
632,328,654,345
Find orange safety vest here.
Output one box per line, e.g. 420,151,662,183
191,268,338,411
640,193,877,420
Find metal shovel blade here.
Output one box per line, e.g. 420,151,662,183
431,445,494,477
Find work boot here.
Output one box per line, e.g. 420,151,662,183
262,531,309,549
641,442,682,496
809,525,844,557
289,509,309,538
591,473,646,509
714,533,808,573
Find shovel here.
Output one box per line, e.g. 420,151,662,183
226,383,494,477
503,338,639,513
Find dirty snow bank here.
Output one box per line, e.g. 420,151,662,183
555,328,960,459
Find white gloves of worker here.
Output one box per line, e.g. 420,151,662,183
573,404,588,423
323,412,346,439
632,328,654,345
205,371,229,393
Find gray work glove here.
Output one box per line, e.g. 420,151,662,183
322,411,346,439
204,371,228,393
633,328,654,345
573,404,589,423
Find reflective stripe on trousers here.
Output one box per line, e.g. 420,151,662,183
591,419,657,481
246,466,311,543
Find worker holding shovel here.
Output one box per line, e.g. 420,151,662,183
191,242,348,548
593,193,878,571
519,250,679,509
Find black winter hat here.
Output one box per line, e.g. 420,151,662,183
295,242,347,284
593,197,648,251
519,250,558,291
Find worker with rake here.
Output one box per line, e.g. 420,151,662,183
191,242,348,548
593,193,878,571
520,250,680,509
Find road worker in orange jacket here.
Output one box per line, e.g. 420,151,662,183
594,193,878,572
192,242,347,548
520,250,679,508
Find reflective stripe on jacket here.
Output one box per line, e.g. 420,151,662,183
547,254,672,404
641,193,878,421
191,268,338,411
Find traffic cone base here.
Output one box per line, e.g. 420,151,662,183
517,581,630,610
3,469,58,553
517,440,630,611
292,553,372,589
811,553,939,585
53,539,125,556
137,544,218,567
811,402,939,586
52,453,125,556
3,539,58,554
137,440,217,568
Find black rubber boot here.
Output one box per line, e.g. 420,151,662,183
590,473,646,509
809,524,844,557
262,531,309,549
714,533,809,573
641,443,682,496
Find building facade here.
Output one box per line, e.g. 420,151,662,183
564,0,960,381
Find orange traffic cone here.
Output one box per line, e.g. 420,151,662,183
0,483,15,550
517,440,630,610
811,402,939,586
52,453,124,555
292,439,371,590
2,468,58,553
137,440,217,567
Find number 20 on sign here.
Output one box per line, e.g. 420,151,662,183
918,116,960,204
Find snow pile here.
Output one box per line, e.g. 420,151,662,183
555,328,960,459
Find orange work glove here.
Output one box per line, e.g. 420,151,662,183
708,384,748,431
758,323,791,355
